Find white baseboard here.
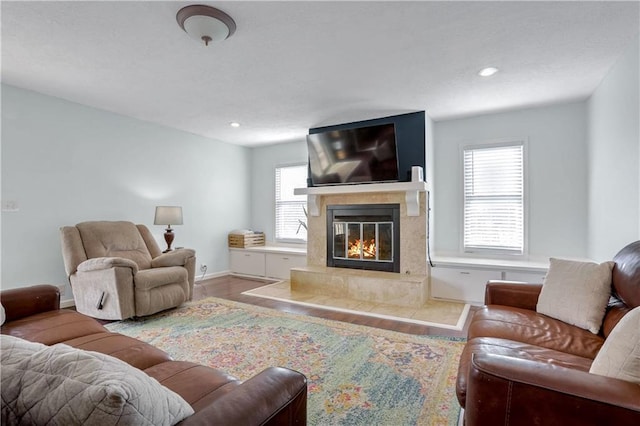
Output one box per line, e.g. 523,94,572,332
229,272,279,281
195,270,230,282
61,298,75,309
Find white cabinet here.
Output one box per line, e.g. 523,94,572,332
230,247,307,279
265,253,307,279
229,250,265,276
504,270,547,283
431,267,501,304
430,258,548,304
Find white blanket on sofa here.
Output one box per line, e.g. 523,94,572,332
1,334,193,426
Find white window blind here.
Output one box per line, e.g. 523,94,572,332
275,164,308,242
463,143,524,254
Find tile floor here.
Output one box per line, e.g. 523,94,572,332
242,280,471,330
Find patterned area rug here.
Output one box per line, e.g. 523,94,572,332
105,297,465,425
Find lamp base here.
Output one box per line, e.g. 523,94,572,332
163,228,175,253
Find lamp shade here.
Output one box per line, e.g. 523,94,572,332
154,206,183,226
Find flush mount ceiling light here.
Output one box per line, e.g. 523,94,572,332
230,122,241,128
478,67,499,77
176,4,236,46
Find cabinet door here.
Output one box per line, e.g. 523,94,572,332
266,253,306,280
229,251,266,276
504,270,547,284
430,267,501,304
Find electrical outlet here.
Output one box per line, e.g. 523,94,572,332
57,284,66,296
200,264,207,272
1,200,19,212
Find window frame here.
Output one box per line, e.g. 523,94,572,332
274,162,308,244
459,138,528,257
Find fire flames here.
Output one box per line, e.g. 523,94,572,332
348,239,376,259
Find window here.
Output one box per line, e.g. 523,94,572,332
463,142,525,254
275,164,308,242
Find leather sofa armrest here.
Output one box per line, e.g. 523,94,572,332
0,285,60,322
77,257,139,274
484,281,543,310
152,249,196,268
465,353,640,426
179,367,307,426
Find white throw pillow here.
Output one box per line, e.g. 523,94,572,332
536,258,614,334
1,334,194,425
590,306,640,384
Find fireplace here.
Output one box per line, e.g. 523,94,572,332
326,203,400,273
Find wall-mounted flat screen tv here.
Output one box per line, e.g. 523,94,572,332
306,123,399,186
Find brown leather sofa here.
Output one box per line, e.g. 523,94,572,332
456,241,640,425
1,285,307,425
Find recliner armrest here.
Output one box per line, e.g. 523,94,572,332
152,249,196,268
77,257,139,274
465,353,640,426
0,285,60,322
484,281,542,310
178,366,307,425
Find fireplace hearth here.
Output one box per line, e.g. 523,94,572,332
326,204,400,273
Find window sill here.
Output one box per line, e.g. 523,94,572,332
431,254,549,271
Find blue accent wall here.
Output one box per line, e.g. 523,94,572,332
309,111,426,182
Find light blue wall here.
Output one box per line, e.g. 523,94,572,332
1,85,252,301
433,101,589,259
250,140,308,242
588,34,640,261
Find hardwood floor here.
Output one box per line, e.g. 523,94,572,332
194,275,475,338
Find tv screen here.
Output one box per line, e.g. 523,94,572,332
307,123,399,186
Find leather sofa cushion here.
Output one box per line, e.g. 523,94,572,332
456,336,593,407
1,334,193,426
144,361,242,412
469,305,605,359
63,332,173,370
0,310,107,345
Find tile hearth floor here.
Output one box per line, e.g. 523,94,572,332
242,280,471,331
195,275,476,337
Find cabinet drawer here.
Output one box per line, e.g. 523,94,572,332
265,253,306,280
430,267,501,304
504,270,547,283
229,251,266,276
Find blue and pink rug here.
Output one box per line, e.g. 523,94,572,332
106,297,465,425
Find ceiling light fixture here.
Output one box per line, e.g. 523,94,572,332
176,4,236,46
478,67,499,77
230,122,240,128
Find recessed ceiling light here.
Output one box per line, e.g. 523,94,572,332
478,67,499,77
230,122,241,128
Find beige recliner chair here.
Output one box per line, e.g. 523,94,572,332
60,221,196,320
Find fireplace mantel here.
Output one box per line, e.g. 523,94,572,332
294,181,429,217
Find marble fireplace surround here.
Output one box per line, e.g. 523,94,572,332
292,182,429,308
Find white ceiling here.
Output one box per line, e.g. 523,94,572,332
2,1,639,147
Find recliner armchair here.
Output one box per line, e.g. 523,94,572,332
60,221,196,320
